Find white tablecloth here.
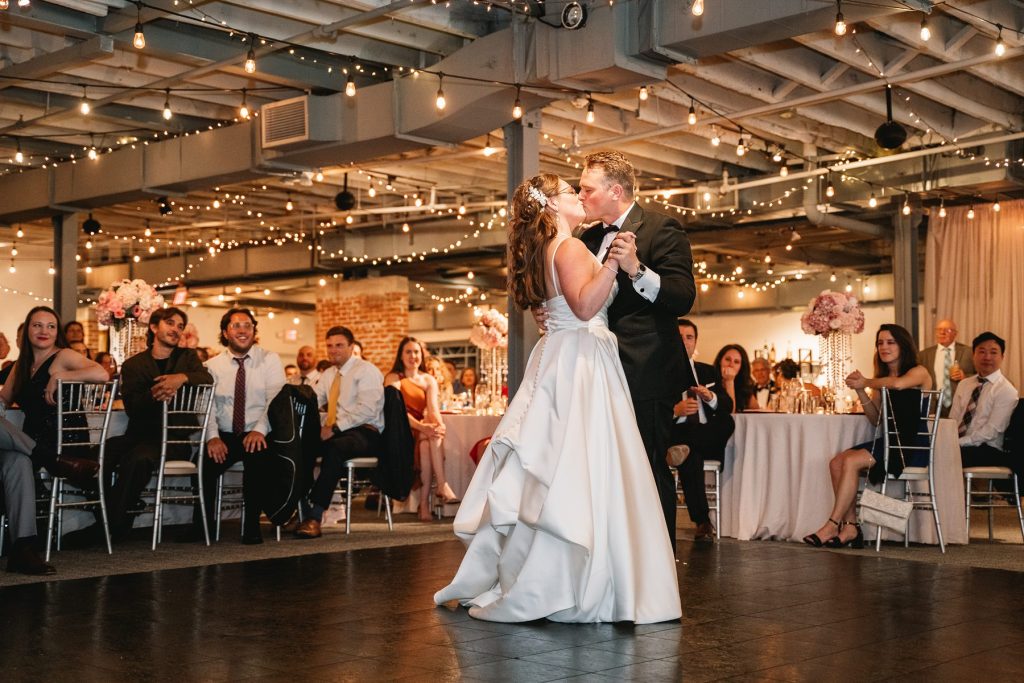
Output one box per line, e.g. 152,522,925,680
719,413,967,545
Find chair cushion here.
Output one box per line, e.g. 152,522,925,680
899,466,929,479
963,466,1014,479
226,461,245,472
164,460,198,476
703,460,722,471
347,457,379,469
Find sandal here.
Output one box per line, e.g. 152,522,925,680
803,518,840,547
826,522,864,549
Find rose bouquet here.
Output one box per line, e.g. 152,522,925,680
470,308,509,350
95,278,165,329
800,290,865,336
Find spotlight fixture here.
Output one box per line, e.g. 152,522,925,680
771,146,783,163
82,213,101,235
334,174,356,211
345,73,356,97
244,35,257,74
919,15,930,42
238,88,250,119
995,25,1006,56
512,86,523,120
687,99,697,125
162,89,172,120
435,73,446,111
133,2,146,49
560,1,587,30
874,85,907,150
691,0,704,17
834,1,846,36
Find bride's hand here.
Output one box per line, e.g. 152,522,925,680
603,258,619,271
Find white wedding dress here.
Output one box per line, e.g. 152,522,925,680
434,240,681,624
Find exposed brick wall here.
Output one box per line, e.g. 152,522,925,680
315,276,409,374
76,307,103,355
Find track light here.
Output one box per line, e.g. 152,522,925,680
834,1,846,36
238,88,251,119
133,2,146,49
162,89,172,120
995,25,1006,56
586,96,595,124
691,0,704,16
512,86,523,120
435,73,446,111
919,15,930,42
244,36,257,74
687,100,697,126
639,86,649,101
345,73,356,97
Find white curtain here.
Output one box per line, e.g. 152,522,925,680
923,199,1024,392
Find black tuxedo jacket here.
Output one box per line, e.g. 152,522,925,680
580,203,696,401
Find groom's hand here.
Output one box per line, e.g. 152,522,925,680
530,304,549,334
608,232,639,276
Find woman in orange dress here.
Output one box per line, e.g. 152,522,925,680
385,337,458,520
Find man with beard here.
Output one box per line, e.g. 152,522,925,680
106,307,212,539
289,345,320,387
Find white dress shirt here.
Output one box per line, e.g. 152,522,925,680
948,369,1019,449
315,356,385,433
288,369,320,387
675,357,718,425
595,202,661,303
205,345,287,441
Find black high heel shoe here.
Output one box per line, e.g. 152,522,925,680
825,522,865,549
803,518,840,547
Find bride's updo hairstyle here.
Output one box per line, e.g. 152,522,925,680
507,173,561,310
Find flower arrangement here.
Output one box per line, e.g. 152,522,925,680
470,308,509,350
800,290,865,336
95,278,165,329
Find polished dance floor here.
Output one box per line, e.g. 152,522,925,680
3,533,1024,682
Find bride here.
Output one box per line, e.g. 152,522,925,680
434,174,681,624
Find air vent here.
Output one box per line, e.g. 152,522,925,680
262,98,310,148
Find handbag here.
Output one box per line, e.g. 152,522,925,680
859,487,913,533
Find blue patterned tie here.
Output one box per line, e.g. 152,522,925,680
941,347,953,408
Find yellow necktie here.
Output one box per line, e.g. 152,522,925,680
325,371,341,427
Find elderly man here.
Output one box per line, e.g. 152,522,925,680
950,332,1020,481
919,319,974,414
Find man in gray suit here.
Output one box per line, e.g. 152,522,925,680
919,319,974,415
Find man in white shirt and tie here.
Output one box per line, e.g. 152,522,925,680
949,332,1020,482
295,325,384,539
288,345,320,387
202,308,287,544
919,319,974,416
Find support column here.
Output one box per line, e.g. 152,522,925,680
504,111,541,399
892,200,920,342
52,213,79,324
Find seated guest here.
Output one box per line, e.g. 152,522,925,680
316,359,331,374
288,345,320,386
670,319,734,541
295,326,384,539
949,332,1020,481
919,318,974,416
713,344,758,413
94,351,117,381
751,356,776,409
202,308,287,544
774,358,821,398
64,320,86,346
284,364,299,382
0,324,22,385
804,324,932,548
69,340,92,359
0,429,53,574
0,306,109,475
455,366,478,398
426,356,454,408
385,337,456,522
104,307,213,539
352,340,365,360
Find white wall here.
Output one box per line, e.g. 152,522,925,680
0,245,58,362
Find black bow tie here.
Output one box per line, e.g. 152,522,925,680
601,224,619,235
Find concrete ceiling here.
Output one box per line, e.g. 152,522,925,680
0,0,1022,310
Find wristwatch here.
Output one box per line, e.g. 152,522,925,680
631,263,647,283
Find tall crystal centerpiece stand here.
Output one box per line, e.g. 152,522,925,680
108,319,147,368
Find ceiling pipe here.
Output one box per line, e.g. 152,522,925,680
801,143,887,238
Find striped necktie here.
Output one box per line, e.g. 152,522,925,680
958,377,988,437
941,347,953,408
232,356,248,434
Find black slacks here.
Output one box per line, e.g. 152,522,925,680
105,434,190,535
633,397,678,550
962,444,1022,482
670,420,733,525
308,426,383,510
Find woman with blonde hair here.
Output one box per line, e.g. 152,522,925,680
434,174,680,624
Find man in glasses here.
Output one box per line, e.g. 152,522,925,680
201,308,286,543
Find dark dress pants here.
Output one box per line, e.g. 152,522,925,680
308,427,383,511
633,397,678,550
670,421,731,526
198,432,262,533
962,444,1022,489
105,434,189,536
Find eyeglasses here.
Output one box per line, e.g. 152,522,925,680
556,186,579,197
228,322,254,331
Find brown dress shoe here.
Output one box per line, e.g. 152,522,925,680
6,543,57,575
294,519,322,539
694,522,715,542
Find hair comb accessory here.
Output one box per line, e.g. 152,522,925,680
527,184,548,207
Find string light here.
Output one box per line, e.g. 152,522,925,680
14,141,23,164
244,35,257,74
238,88,250,119
586,96,595,124
919,15,931,42
285,194,294,211
902,198,911,215
736,136,746,156
80,87,91,115
512,86,523,120
483,133,497,157
87,147,98,160
638,86,649,101
834,1,846,36
779,165,788,177
993,199,1001,212
710,127,720,147
133,2,146,49
825,177,835,198
691,0,704,17
868,192,877,208
995,25,1006,56
687,99,697,126
967,205,975,220
938,200,946,218
345,73,356,97
435,73,446,111
162,88,172,120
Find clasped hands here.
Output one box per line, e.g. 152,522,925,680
845,370,867,390
151,373,188,402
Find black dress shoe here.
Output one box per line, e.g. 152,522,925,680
6,542,57,576
241,528,264,545
694,521,715,542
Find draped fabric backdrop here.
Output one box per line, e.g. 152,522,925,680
924,199,1024,393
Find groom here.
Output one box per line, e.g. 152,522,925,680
578,151,696,549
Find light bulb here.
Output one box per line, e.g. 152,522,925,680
834,8,847,36
315,170,324,182
736,141,745,156
15,149,23,163
239,103,250,119
780,165,788,177
133,23,146,50
16,228,23,238
993,200,1001,212
345,75,356,97
293,317,300,325
938,204,946,218
868,192,877,208
995,26,1006,56
0,1,9,10
826,181,835,198
710,128,720,146
830,272,837,282
368,186,376,198
639,86,649,101
772,148,783,163
402,222,410,233
285,197,294,211
512,98,523,120
919,16,930,42
88,147,98,160
691,0,704,16
902,202,911,215
687,102,697,125
586,99,595,124
435,74,446,110
967,206,975,219
80,98,90,115
244,46,256,74
162,90,172,120
17,0,28,6
48,264,56,275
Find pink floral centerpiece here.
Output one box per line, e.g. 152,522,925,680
470,308,509,350
800,290,865,336
95,278,165,329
